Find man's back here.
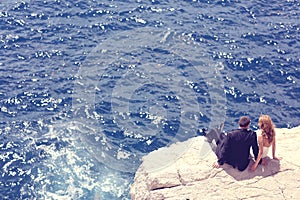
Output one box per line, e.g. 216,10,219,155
218,129,259,171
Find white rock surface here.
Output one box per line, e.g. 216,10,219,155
130,126,300,200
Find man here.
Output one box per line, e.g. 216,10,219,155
212,116,259,171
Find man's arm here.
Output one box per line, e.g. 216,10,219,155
251,131,259,160
216,134,230,165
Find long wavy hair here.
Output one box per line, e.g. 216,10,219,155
258,115,275,144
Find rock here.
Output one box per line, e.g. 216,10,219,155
130,126,300,200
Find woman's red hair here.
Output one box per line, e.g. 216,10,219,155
258,115,275,144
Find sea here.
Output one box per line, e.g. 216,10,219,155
0,0,299,199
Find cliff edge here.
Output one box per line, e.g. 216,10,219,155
130,126,300,200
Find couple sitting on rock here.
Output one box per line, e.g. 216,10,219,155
205,115,280,172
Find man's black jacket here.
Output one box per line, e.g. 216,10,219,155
216,128,259,171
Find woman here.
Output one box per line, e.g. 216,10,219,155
250,115,280,171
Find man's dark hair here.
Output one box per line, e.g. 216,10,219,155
238,116,251,127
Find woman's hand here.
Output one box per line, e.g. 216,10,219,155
273,156,282,160
249,164,257,172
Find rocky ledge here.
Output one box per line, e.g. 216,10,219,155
130,126,300,200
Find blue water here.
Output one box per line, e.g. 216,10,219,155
0,0,299,199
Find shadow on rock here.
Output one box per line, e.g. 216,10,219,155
220,157,281,181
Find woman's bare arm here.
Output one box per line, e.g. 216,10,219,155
272,134,281,160
250,136,264,171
